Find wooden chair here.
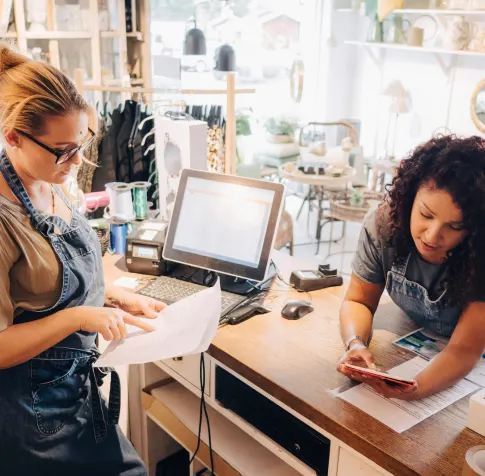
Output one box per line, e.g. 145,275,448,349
274,209,294,255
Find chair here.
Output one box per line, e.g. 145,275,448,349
274,209,294,255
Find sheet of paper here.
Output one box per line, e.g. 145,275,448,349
94,279,221,367
113,276,139,289
466,362,485,387
393,328,449,360
141,222,167,232
393,328,485,387
338,357,478,433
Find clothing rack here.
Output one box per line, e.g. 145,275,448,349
74,69,255,175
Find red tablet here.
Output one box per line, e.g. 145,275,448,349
343,363,416,387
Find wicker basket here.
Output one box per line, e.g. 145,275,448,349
96,228,110,256
329,191,384,223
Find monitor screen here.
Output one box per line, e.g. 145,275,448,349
163,169,285,281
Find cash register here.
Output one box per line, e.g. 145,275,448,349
136,168,285,318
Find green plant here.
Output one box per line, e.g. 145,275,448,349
236,114,251,136
350,187,365,207
263,117,298,136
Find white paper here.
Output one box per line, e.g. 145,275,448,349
139,230,157,241
94,279,221,367
141,222,167,232
466,361,485,387
113,277,139,289
338,357,478,433
393,328,485,387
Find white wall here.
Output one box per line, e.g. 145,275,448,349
321,7,485,161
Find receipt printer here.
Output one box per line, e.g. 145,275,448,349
125,220,169,276
289,264,343,292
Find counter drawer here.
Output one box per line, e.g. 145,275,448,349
337,447,386,476
157,353,210,396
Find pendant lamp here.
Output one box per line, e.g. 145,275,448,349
183,19,206,55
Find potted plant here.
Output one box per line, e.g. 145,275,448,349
263,117,298,144
236,111,253,164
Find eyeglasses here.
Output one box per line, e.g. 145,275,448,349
17,128,96,165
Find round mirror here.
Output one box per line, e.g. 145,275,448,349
471,79,485,133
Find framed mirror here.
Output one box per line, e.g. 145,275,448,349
471,79,485,134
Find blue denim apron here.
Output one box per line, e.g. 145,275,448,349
386,253,461,337
0,152,146,475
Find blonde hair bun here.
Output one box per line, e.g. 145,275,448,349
0,44,29,75
0,42,90,137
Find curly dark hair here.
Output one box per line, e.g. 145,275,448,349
382,134,485,307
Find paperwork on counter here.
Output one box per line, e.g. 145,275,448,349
338,357,478,433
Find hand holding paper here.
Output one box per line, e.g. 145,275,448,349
94,279,222,367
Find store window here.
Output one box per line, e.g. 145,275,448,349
149,0,319,114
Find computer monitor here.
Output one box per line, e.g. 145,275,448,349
162,169,285,282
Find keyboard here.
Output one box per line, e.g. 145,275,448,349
137,276,245,317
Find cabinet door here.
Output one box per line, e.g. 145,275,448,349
337,447,385,476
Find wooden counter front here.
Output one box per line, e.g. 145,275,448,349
103,251,485,476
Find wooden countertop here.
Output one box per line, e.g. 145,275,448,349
103,251,485,476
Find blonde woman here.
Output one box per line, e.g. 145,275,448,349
0,46,165,474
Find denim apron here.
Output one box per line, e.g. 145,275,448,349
386,253,461,337
0,152,146,475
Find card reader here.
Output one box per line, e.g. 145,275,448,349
289,264,343,292
125,220,170,276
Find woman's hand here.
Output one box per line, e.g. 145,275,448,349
106,286,166,319
361,378,420,400
337,342,420,400
337,341,376,373
76,306,155,341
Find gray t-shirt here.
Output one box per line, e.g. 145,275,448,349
352,208,447,300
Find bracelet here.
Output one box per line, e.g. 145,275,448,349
345,335,368,351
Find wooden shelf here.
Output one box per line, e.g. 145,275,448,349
24,31,92,40
127,31,143,41
345,40,485,57
100,30,121,38
337,8,485,15
393,8,485,15
144,382,300,476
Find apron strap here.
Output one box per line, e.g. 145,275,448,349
391,253,411,276
0,151,37,216
89,365,121,444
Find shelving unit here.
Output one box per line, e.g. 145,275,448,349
145,381,300,476
337,8,485,15
345,40,485,57
3,0,150,90
392,8,485,14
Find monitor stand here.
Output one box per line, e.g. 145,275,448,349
164,262,276,296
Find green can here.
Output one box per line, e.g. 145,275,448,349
132,181,151,220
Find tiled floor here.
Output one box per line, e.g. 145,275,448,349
283,194,363,276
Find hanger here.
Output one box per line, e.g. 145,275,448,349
138,114,155,130
141,127,155,147
143,143,156,156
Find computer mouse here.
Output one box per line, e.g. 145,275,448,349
281,300,314,320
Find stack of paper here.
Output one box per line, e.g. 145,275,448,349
94,279,221,367
338,357,478,433
394,328,485,387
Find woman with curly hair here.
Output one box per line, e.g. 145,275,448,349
337,135,485,400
